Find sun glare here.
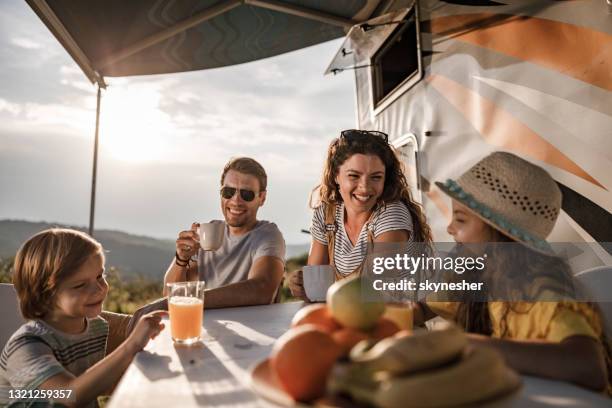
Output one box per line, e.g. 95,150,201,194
100,83,172,163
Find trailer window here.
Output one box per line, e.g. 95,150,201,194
371,7,422,114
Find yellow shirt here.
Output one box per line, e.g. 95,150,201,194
426,299,610,395
425,300,600,342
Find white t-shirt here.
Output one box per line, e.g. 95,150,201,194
197,220,285,289
310,201,414,276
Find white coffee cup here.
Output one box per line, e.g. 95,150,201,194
198,222,225,251
302,265,334,302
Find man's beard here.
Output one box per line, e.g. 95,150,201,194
226,218,247,228
224,211,251,228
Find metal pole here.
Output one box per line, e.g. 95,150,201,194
88,85,102,237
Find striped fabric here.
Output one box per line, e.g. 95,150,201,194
0,317,108,407
311,201,414,276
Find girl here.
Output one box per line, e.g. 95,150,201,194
289,129,432,299
416,151,610,393
0,228,166,407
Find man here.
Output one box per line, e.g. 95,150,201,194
164,157,286,308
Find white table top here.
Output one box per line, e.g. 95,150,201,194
108,301,610,407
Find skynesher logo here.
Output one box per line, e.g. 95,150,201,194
372,278,484,292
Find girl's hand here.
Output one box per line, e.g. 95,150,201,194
126,311,167,354
176,223,200,260
288,270,311,302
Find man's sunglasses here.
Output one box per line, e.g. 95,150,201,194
220,186,258,202
341,129,389,143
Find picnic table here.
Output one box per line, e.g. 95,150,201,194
107,302,610,407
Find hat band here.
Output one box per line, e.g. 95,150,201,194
444,179,550,250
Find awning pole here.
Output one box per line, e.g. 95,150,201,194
88,84,102,237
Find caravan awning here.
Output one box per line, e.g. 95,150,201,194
25,0,383,236
27,0,382,85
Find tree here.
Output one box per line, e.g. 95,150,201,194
0,257,13,283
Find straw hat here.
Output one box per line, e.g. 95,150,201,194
435,152,562,253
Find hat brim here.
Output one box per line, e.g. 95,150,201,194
435,180,554,256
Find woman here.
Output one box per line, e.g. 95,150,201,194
415,151,610,393
289,129,432,299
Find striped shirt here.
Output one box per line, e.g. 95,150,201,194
310,201,414,276
0,317,108,407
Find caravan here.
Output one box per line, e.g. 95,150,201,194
327,0,611,250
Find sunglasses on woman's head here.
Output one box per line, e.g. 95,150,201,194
340,129,389,143
220,186,257,202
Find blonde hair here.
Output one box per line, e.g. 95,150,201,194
13,228,103,319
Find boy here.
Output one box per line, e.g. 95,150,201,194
1,229,166,407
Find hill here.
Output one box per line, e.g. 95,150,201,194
0,220,309,279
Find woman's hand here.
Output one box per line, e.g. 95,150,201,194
287,269,311,302
126,311,167,354
176,223,200,260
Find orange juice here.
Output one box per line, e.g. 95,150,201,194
169,296,204,343
383,303,414,331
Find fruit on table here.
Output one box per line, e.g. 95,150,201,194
370,317,401,341
332,328,371,357
380,347,521,407
270,324,342,402
331,347,521,408
350,321,466,375
291,303,341,333
327,276,385,331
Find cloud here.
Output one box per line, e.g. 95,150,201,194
0,98,21,115
10,37,41,49
60,79,95,92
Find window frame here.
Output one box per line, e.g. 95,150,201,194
392,132,422,204
369,4,423,116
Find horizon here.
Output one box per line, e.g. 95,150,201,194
0,218,312,248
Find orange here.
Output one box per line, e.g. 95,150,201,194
332,327,370,357
271,325,342,402
291,304,341,334
371,317,401,340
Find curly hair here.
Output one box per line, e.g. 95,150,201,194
318,131,432,244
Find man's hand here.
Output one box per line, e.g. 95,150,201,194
287,269,311,302
176,223,200,260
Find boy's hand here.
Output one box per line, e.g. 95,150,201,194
126,311,167,354
127,298,168,335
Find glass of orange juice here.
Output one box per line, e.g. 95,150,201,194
383,301,414,331
167,281,206,345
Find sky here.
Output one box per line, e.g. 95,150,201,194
0,1,356,245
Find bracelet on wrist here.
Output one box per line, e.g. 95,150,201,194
175,252,190,267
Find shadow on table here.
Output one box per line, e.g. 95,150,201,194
174,341,256,406
134,351,182,381
202,302,303,372
202,318,275,372
207,302,301,339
